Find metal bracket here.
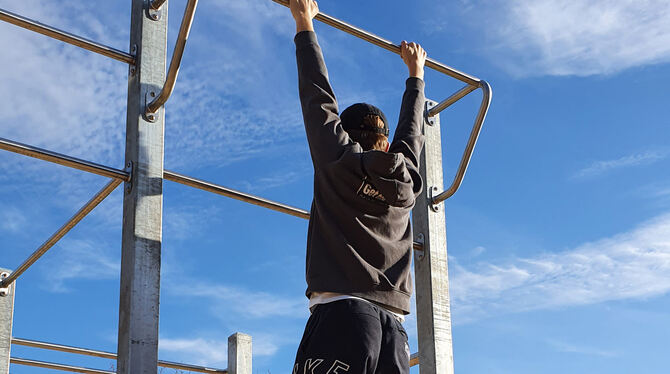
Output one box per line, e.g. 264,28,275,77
146,6,162,21
0,272,9,297
414,233,425,260
144,90,158,122
124,161,134,194
425,100,438,127
129,45,138,76
429,186,441,212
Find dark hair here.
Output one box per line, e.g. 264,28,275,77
348,115,388,151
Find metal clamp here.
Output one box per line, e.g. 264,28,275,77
414,233,425,260
425,100,438,127
124,161,134,194
144,90,159,122
0,272,10,297
429,186,441,212
147,7,162,21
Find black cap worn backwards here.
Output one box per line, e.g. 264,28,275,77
340,103,389,137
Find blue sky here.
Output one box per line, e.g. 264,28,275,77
1,0,669,373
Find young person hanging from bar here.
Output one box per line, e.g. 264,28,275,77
289,1,427,373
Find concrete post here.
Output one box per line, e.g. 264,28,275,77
0,270,15,374
412,100,454,374
227,333,252,374
117,0,167,373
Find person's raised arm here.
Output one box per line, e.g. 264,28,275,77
291,0,350,167
389,41,427,181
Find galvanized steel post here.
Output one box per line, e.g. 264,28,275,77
412,100,455,374
116,0,167,373
0,270,15,374
227,333,252,374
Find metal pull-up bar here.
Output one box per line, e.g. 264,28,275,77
270,0,491,205
0,8,135,64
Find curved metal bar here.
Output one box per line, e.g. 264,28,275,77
432,81,492,204
0,8,134,64
10,357,115,374
0,137,130,182
164,170,311,219
145,0,199,115
149,0,168,11
270,0,480,86
11,338,228,373
0,179,122,289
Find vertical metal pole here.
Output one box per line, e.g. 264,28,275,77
412,100,454,374
227,333,252,374
0,270,15,374
117,0,167,373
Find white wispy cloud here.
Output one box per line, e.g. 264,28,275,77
572,150,668,179
0,0,127,168
501,0,670,76
159,337,229,368
0,0,305,177
546,339,617,357
43,238,120,292
169,280,308,319
0,206,27,233
437,0,670,76
236,168,308,193
450,213,670,323
159,333,283,368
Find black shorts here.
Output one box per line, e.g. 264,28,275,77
293,299,410,374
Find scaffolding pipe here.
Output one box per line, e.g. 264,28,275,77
433,81,492,204
0,8,134,64
164,170,425,250
164,170,310,219
427,84,478,117
0,137,130,182
145,0,199,116
0,179,122,289
270,0,479,86
11,338,227,373
410,352,419,367
10,357,115,374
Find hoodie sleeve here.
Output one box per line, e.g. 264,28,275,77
295,31,351,167
389,77,426,194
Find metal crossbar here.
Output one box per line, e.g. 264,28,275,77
11,337,228,373
164,170,426,252
10,357,115,374
0,8,134,64
0,137,130,181
0,179,122,289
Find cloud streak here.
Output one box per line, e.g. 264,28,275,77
572,150,668,179
169,280,308,320
449,0,670,76
450,213,670,323
43,238,120,292
159,333,284,368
